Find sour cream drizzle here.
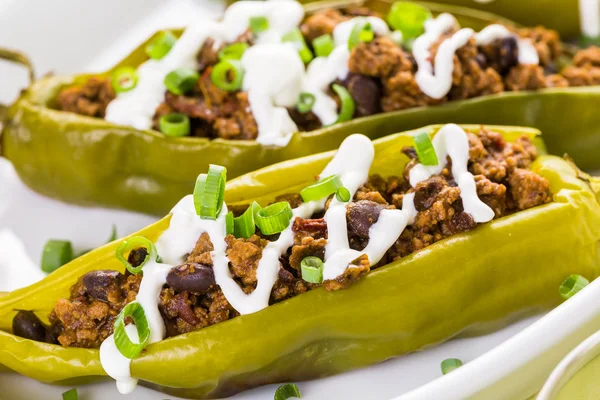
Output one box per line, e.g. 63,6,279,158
99,124,493,393
580,0,600,37
413,14,539,99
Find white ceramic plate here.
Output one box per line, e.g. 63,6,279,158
0,1,597,399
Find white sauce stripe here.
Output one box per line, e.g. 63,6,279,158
580,0,600,37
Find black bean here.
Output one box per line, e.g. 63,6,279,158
346,200,386,238
12,311,48,343
128,247,148,267
82,270,121,302
498,37,519,74
166,263,216,294
344,73,381,117
414,176,445,211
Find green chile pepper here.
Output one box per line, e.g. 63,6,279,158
1,124,600,399
1,0,599,217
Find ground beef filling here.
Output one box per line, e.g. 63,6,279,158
55,6,600,137
27,127,550,348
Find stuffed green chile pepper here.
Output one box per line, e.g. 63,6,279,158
2,0,600,216
1,124,600,398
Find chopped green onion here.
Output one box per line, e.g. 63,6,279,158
62,388,78,400
218,42,249,61
441,358,463,374
348,20,374,50
116,236,158,274
255,202,293,235
164,68,199,95
282,28,314,64
336,187,351,202
210,60,244,92
226,212,235,235
559,274,590,299
413,131,439,166
41,240,73,273
145,30,177,60
159,113,191,137
297,92,316,113
301,256,324,283
332,84,355,123
108,224,118,242
313,34,335,57
111,66,138,93
233,202,261,239
113,302,150,359
387,1,433,41
300,174,343,202
250,16,269,34
274,383,301,400
194,165,227,220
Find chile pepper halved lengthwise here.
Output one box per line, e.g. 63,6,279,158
1,125,600,399
2,0,600,216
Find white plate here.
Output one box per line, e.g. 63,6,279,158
0,1,595,399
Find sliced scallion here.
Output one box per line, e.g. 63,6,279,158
413,131,439,166
164,68,199,95
62,388,78,400
301,256,324,283
348,20,374,50
111,66,138,93
250,16,269,34
41,240,73,273
226,212,235,236
387,1,433,41
297,92,316,114
332,84,355,123
116,236,158,274
113,302,151,359
193,165,227,220
255,202,293,235
300,174,343,202
441,358,463,374
145,30,177,60
211,60,244,92
282,28,314,64
218,42,249,61
274,383,301,400
233,202,261,239
313,34,335,57
559,274,590,299
336,187,351,202
159,113,191,137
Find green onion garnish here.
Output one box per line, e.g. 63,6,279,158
145,30,177,60
194,165,227,220
559,274,590,299
413,131,439,166
250,16,269,34
116,236,158,274
255,202,293,235
387,1,433,41
41,240,73,273
336,187,351,202
218,42,249,61
348,20,374,50
297,92,316,114
164,68,199,95
210,60,244,92
441,358,463,374
301,256,324,283
111,66,138,93
274,383,301,400
332,84,355,123
313,34,335,57
62,388,78,400
113,302,151,359
282,28,314,64
226,212,235,235
159,113,191,137
300,174,343,202
233,202,261,239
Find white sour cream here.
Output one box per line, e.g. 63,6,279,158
580,0,600,37
0,229,44,292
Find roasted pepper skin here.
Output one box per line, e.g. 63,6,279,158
0,125,599,399
1,1,599,215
